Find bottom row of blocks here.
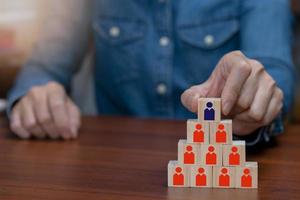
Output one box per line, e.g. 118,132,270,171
168,161,257,188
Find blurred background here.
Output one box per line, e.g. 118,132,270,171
0,0,300,121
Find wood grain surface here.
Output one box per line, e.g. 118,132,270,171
0,115,299,200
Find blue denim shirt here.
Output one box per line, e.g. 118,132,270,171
8,0,295,145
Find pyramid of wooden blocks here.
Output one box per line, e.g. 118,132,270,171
168,98,258,189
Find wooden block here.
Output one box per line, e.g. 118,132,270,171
198,98,221,122
223,140,246,167
178,139,201,164
200,144,222,166
235,162,258,189
210,120,232,144
168,160,190,187
190,165,213,188
187,119,209,144
213,166,236,188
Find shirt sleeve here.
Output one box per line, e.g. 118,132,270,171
240,0,296,115
6,0,92,117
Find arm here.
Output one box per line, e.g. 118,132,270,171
181,0,295,145
7,0,91,140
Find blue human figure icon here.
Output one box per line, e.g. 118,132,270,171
204,102,215,120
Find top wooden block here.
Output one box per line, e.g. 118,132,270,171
198,98,221,122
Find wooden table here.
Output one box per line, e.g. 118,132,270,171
0,115,299,200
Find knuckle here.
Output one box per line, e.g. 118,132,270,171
51,100,64,110
251,61,264,75
238,61,251,74
28,87,40,99
277,89,284,101
238,97,251,110
38,115,52,125
231,50,243,57
265,75,276,89
23,119,36,129
47,82,64,93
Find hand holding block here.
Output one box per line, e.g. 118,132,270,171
190,165,213,188
210,120,232,144
235,162,258,189
178,139,201,164
213,166,236,188
168,161,190,187
198,98,221,122
200,144,222,166
223,140,246,166
187,119,209,144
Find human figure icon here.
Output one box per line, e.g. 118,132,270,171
196,167,207,186
215,123,227,143
219,168,230,186
204,102,215,120
229,146,240,165
184,145,195,164
173,167,184,185
241,168,252,187
206,146,216,165
193,123,204,142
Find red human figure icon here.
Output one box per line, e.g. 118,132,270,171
219,168,230,186
184,145,195,164
196,167,207,186
206,146,216,165
215,124,227,143
193,123,204,142
241,168,252,187
173,167,184,185
229,146,240,165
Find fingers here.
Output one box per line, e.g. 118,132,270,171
10,106,30,139
66,99,81,139
9,81,81,140
31,87,59,139
233,88,283,135
247,74,276,121
219,51,251,115
261,88,283,126
235,59,262,112
47,82,73,140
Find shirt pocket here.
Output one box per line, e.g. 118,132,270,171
177,18,239,50
93,17,146,86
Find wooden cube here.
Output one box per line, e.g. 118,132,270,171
168,160,190,187
200,144,222,166
210,120,232,144
235,162,258,189
187,119,209,144
190,165,213,188
178,139,201,164
213,166,236,188
223,140,246,166
198,98,221,122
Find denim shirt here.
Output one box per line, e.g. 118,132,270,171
8,0,295,145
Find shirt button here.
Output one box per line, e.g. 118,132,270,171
156,83,167,95
159,36,170,47
109,26,120,37
204,35,214,46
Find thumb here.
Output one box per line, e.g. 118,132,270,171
181,81,211,112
